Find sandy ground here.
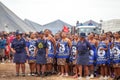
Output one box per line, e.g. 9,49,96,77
0,63,113,80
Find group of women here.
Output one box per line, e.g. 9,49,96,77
10,30,120,80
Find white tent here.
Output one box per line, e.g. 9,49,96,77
102,19,120,32
0,2,36,32
43,19,72,34
24,19,43,32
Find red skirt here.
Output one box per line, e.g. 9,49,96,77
5,45,10,56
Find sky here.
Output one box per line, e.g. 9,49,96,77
0,0,120,25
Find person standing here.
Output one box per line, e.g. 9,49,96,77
26,33,36,76
76,33,92,80
44,29,56,75
54,33,61,73
0,34,6,64
11,31,27,77
34,31,48,77
69,34,79,78
111,32,120,80
96,34,109,80
88,33,98,79
4,34,11,63
56,32,71,77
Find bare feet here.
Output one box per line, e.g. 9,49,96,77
72,74,78,78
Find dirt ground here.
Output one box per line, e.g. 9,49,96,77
0,63,113,80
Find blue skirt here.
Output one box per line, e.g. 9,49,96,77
14,53,27,63
27,56,36,61
77,52,89,65
36,53,46,64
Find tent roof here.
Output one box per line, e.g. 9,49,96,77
0,2,36,32
43,19,72,34
83,20,100,26
43,19,72,27
24,19,43,31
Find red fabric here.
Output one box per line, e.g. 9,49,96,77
6,37,10,45
63,25,69,32
9,35,15,43
5,45,10,56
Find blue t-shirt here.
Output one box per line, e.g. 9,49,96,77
69,40,77,62
47,40,54,58
107,42,113,64
89,43,96,65
77,40,91,54
56,39,70,58
111,42,120,64
96,41,107,65
0,39,6,49
26,39,36,57
11,38,26,53
35,39,48,54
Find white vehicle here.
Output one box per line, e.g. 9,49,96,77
76,26,101,35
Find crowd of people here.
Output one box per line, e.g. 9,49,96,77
0,30,120,80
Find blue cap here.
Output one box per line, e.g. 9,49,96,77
38,31,44,34
15,31,22,35
79,33,86,37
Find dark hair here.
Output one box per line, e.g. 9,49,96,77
118,31,120,35
44,29,50,33
88,32,95,37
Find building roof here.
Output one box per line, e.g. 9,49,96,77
83,20,99,26
77,20,100,27
102,19,120,32
0,2,36,32
24,19,43,31
43,19,72,34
